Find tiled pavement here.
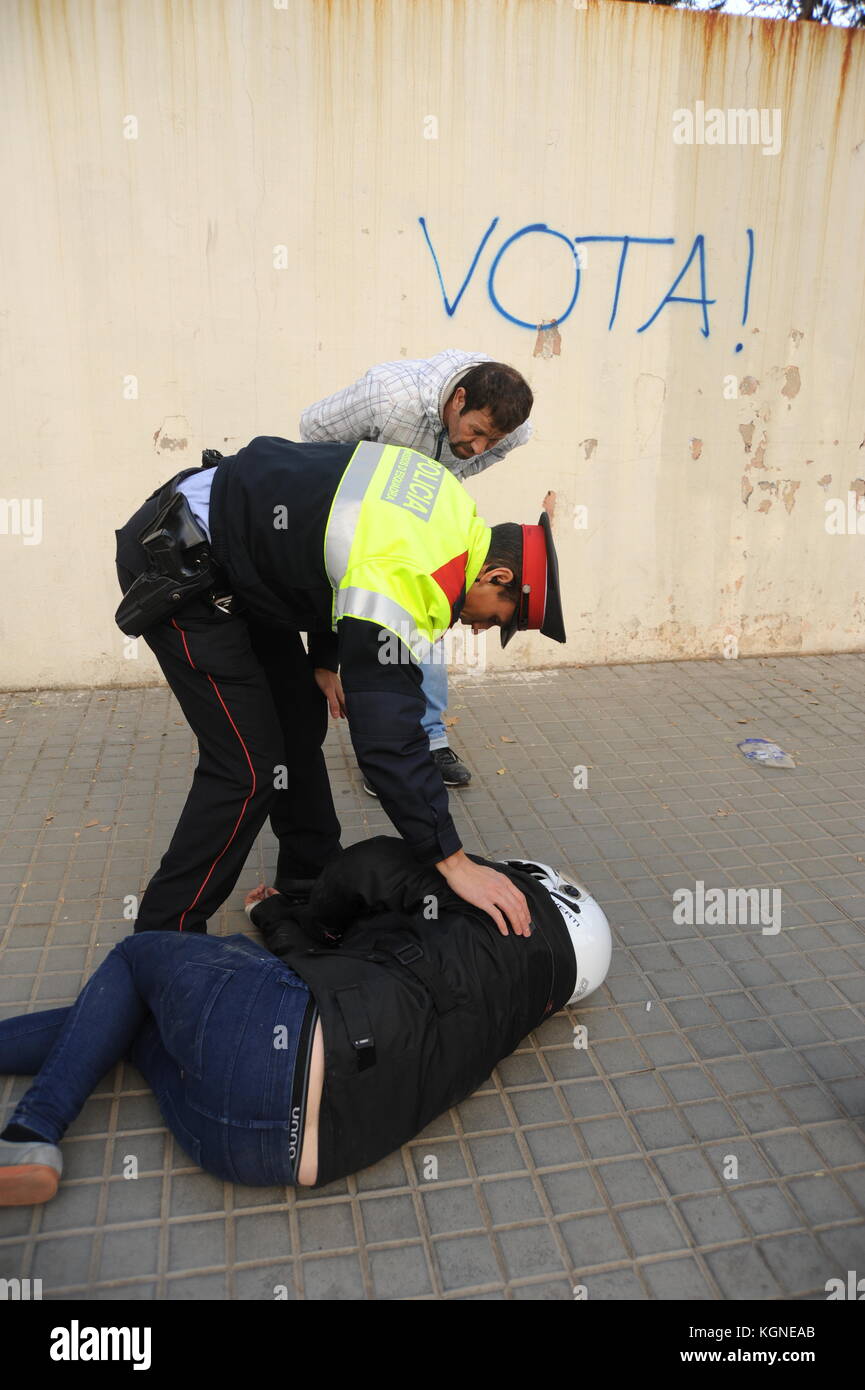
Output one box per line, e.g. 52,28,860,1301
1,653,865,1301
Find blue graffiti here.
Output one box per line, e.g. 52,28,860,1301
635,233,714,338
419,219,755,345
418,216,500,317
573,236,674,330
488,224,583,330
736,227,756,352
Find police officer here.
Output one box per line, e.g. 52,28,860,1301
114,435,565,935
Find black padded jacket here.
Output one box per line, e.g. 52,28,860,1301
250,836,576,1187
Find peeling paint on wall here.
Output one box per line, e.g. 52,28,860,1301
751,432,769,470
689,438,703,460
153,416,191,452
781,366,802,400
580,438,598,461
533,320,562,358
782,480,801,513
752,478,800,515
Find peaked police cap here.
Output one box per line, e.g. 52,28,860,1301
499,511,566,650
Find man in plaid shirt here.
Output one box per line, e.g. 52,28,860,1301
299,349,533,791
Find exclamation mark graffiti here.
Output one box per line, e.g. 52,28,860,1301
735,228,755,353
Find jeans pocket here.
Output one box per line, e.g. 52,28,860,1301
158,962,235,1080
186,971,306,1129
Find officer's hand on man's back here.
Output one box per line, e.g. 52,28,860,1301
435,850,531,937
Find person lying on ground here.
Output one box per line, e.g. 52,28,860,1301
0,836,611,1204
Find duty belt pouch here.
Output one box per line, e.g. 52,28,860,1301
115,488,217,637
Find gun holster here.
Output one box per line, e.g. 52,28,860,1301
115,464,224,637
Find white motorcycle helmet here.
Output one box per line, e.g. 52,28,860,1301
501,858,612,1004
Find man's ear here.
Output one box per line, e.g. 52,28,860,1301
451,386,465,414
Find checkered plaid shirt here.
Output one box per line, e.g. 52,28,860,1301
298,349,531,481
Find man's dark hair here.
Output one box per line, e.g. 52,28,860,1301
457,362,533,436
484,523,523,603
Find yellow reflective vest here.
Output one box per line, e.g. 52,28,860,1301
323,442,492,658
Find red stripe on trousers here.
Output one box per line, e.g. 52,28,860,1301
170,618,258,931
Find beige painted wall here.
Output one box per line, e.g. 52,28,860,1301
1,0,864,688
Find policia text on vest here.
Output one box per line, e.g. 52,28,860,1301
381,450,445,519
114,437,563,935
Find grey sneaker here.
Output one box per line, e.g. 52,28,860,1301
0,1137,63,1205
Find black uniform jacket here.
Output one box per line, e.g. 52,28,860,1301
208,437,462,866
250,836,577,1187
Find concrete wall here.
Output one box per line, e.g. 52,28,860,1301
1,0,864,687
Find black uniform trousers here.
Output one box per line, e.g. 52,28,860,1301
115,492,342,934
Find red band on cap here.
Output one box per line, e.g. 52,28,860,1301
520,525,547,631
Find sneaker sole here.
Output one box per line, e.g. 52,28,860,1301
0,1163,60,1205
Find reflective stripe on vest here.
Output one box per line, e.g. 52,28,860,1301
335,585,434,663
324,441,385,586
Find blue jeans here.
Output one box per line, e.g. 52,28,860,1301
0,933,312,1186
420,647,449,751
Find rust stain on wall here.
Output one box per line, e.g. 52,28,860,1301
689,438,702,460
